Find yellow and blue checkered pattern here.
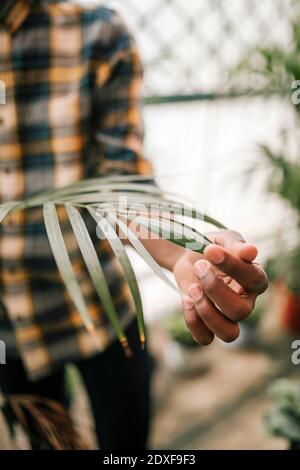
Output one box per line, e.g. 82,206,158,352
0,0,152,381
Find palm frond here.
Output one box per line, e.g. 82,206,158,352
66,204,131,355
43,202,101,350
113,213,177,291
89,206,145,346
0,175,225,349
0,201,20,223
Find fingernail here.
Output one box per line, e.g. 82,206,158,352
189,284,203,302
240,243,258,252
182,295,194,310
194,260,210,278
208,248,225,265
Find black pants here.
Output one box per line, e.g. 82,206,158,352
0,321,152,450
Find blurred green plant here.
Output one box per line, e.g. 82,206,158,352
235,14,300,294
0,175,224,352
267,247,300,294
164,312,197,348
233,16,300,105
265,379,300,449
255,144,300,293
243,297,266,326
257,144,300,217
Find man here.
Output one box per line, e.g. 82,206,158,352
0,0,268,449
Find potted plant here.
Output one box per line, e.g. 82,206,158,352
256,146,300,333
233,15,300,334
221,299,266,349
254,143,300,333
267,248,300,333
265,379,300,450
162,311,210,376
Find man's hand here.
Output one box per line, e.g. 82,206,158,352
173,230,268,345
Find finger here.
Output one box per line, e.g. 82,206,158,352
189,285,240,343
174,254,202,295
193,261,256,322
182,296,214,345
206,230,258,262
203,244,268,294
174,253,215,345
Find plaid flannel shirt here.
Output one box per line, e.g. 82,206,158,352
0,0,152,380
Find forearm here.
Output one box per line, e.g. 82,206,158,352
139,238,186,272
117,212,187,272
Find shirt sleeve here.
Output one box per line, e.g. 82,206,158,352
92,9,153,177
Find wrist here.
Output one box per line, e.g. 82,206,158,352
173,249,201,275
165,244,186,272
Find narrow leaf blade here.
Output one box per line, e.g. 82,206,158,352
65,204,130,354
89,207,146,346
43,202,100,348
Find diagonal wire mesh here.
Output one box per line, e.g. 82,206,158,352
107,0,300,101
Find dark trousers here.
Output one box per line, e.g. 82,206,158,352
0,321,152,450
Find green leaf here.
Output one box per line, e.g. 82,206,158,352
115,199,225,231
43,202,100,348
122,211,209,253
65,204,131,354
265,404,300,442
88,206,145,346
112,213,178,291
0,201,20,223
